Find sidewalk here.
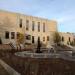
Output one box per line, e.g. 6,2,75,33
0,64,9,75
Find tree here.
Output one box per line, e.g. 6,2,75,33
17,32,24,50
53,32,61,45
17,33,24,44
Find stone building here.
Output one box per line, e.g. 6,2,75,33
0,10,57,47
59,32,75,45
0,10,74,48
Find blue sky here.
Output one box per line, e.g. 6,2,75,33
0,0,75,32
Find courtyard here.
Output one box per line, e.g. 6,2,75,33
0,49,75,75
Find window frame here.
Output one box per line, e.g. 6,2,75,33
19,19,22,28
5,31,9,39
32,36,35,43
11,32,15,39
32,21,35,31
26,35,31,40
26,20,29,30
38,22,40,32
47,36,49,41
43,23,45,32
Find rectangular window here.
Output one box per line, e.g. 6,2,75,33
26,35,31,40
32,21,35,31
19,19,22,28
5,31,9,39
11,32,15,39
26,20,29,30
47,36,49,41
62,36,64,42
69,37,71,42
38,22,40,32
43,37,45,41
43,23,45,32
32,36,34,43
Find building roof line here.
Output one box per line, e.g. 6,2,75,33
0,9,56,22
